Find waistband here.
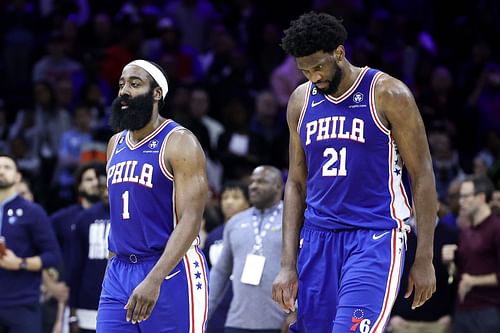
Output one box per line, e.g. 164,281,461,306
303,223,409,233
115,253,162,264
303,218,410,233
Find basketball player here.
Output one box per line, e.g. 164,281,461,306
96,60,209,332
271,13,437,333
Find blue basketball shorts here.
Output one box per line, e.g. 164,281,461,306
290,224,406,333
96,246,209,333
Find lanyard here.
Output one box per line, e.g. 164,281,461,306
252,202,282,254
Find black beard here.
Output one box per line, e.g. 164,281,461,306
80,191,100,203
318,66,343,95
110,91,154,132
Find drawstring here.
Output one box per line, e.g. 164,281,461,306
400,224,411,251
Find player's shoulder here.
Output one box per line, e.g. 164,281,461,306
166,127,203,154
106,132,126,160
164,126,206,171
289,81,310,105
374,72,412,101
287,81,311,121
108,132,123,145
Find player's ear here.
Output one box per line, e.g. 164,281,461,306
154,87,162,101
334,45,344,62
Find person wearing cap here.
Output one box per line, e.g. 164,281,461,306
96,60,209,332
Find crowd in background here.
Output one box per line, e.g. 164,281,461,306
0,0,499,332
0,0,499,211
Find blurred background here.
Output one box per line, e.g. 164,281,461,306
1,1,500,333
0,0,498,213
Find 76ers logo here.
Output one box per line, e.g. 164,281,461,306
350,309,371,333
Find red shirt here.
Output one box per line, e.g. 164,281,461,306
456,214,500,310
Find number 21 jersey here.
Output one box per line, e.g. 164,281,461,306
298,68,412,230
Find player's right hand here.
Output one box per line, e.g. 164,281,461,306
125,278,161,324
272,267,298,314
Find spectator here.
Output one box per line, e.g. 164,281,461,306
53,105,94,202
249,91,288,169
204,181,250,333
69,166,109,333
440,178,463,230
51,162,103,283
142,17,203,83
32,31,83,88
217,99,266,181
48,163,105,330
209,166,288,332
0,154,61,333
442,175,500,333
188,86,224,154
185,86,224,193
428,129,465,203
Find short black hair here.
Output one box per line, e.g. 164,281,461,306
0,153,19,170
221,181,249,202
281,12,348,58
465,174,495,202
74,161,106,187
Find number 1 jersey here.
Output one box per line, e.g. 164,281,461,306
106,119,182,256
298,68,412,230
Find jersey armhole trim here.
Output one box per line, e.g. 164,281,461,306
159,127,182,180
297,82,312,134
369,72,391,135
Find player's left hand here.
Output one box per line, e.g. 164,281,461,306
405,257,436,309
125,278,161,324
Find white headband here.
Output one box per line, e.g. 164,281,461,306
124,60,169,99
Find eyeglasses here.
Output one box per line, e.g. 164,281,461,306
459,192,476,199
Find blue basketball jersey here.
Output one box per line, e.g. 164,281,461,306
106,119,184,256
298,67,412,230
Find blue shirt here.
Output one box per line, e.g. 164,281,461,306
298,68,412,230
51,203,84,282
107,119,183,256
0,195,61,306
